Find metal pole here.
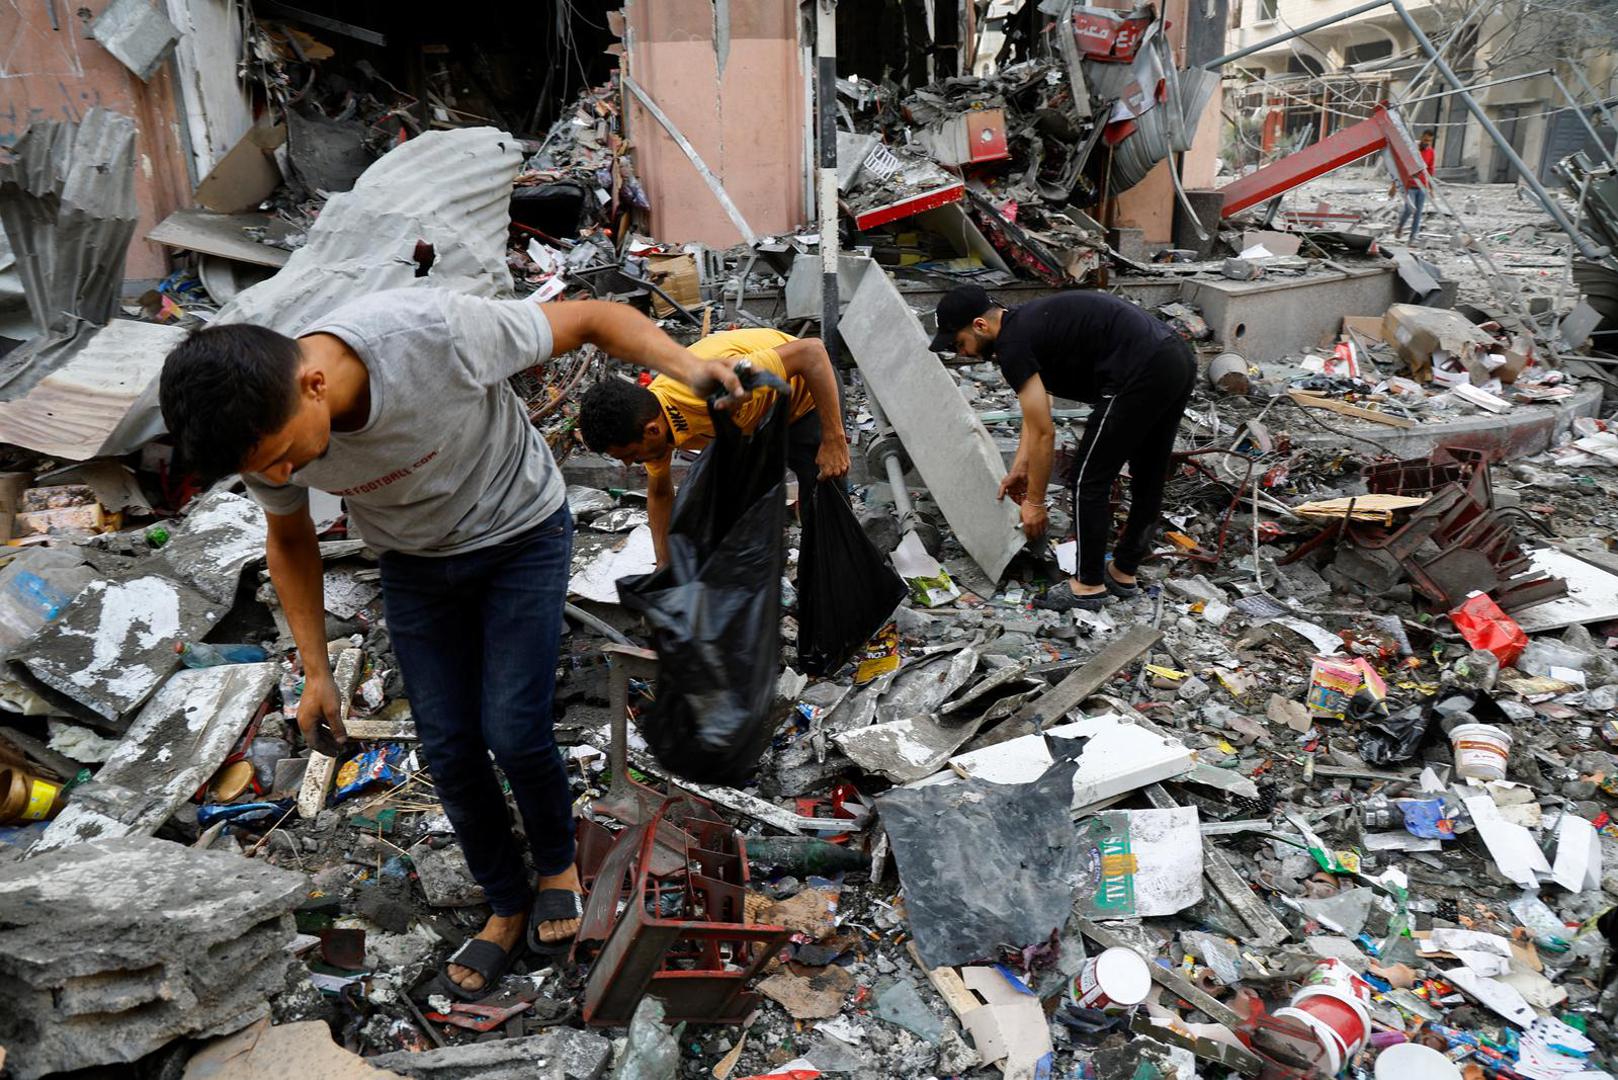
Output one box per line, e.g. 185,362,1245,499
816,0,844,412
1387,0,1607,260
1400,69,1551,109
1571,65,1618,146
1204,0,1393,70
1552,74,1618,171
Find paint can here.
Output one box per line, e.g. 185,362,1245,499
1208,353,1251,394
1275,983,1371,1070
1072,946,1153,1011
1450,722,1512,781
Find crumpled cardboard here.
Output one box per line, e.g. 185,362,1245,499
1381,304,1499,385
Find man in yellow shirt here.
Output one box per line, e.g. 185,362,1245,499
579,328,849,564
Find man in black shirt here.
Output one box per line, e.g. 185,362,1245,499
930,285,1195,611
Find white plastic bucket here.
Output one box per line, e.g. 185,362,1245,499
1073,946,1153,1010
1374,1042,1463,1079
1451,722,1511,780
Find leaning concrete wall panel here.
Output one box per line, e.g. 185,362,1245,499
839,260,1024,581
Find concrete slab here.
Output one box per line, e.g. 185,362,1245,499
840,260,1023,581
1181,264,1397,364
1286,382,1603,460
11,573,223,729
153,490,268,605
0,836,305,1080
32,662,279,854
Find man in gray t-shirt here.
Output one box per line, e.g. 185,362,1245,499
159,289,741,998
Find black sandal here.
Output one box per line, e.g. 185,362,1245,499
526,888,585,956
1034,585,1113,612
435,937,520,1001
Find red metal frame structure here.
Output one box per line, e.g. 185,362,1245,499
1217,105,1424,219
576,797,789,1026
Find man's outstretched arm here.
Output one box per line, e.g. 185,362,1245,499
545,300,744,406
776,338,849,480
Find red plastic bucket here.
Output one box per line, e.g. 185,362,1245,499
1277,983,1371,1072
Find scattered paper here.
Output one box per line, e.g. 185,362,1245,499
1463,794,1552,889
1553,813,1603,893
1075,807,1203,918
1445,965,1537,1026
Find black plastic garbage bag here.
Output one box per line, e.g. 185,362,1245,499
797,480,906,676
1358,702,1430,765
616,390,788,786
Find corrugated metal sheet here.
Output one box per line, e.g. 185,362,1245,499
214,125,524,333
107,125,526,454
0,108,139,342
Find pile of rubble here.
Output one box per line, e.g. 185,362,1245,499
4,6,1618,1080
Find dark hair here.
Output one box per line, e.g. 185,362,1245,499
1421,129,1436,139
579,377,662,452
159,323,302,482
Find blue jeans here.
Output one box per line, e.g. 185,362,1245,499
379,505,575,917
1397,185,1426,237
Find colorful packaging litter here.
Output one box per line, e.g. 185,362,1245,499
334,745,407,801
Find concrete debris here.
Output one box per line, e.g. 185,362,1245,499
32,662,279,853
4,8,1618,1080
0,836,306,1080
369,1029,613,1079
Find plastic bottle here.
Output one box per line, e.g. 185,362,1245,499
744,836,866,874
175,641,271,668
247,737,292,789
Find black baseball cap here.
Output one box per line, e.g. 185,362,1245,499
929,284,995,353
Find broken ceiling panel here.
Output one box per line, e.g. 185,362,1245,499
91,0,183,81
11,574,224,730
32,662,280,854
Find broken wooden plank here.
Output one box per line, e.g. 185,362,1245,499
906,941,981,1020
1076,916,1243,1029
342,717,417,741
1287,389,1415,429
974,624,1161,749
296,647,364,818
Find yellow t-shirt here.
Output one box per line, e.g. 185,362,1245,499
644,328,817,479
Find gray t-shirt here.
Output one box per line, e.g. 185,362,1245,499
243,288,564,556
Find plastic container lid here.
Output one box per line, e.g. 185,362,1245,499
1374,1042,1463,1080
1093,947,1153,1006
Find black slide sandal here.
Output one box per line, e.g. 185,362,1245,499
435,937,520,1001
526,888,585,956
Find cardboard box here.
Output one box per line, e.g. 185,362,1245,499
645,252,701,318
1381,304,1497,385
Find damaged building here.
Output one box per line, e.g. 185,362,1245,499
2,1,1618,1080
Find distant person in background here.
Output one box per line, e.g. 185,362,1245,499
1391,129,1437,241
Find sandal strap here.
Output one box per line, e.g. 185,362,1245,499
531,888,584,924
446,937,511,982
